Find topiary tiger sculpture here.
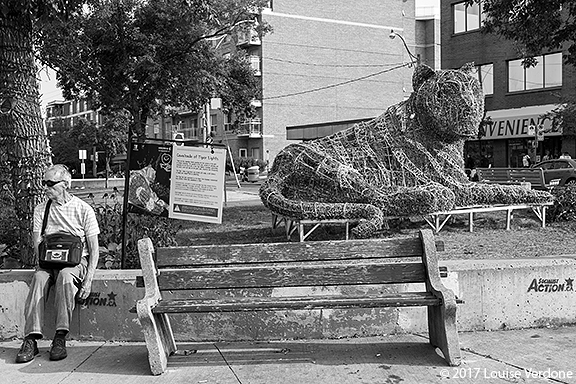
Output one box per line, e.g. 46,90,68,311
259,64,553,238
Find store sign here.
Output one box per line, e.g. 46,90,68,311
481,105,562,140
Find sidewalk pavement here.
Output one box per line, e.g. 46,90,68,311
72,184,264,207
1,326,574,384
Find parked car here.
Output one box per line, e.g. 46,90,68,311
532,158,576,187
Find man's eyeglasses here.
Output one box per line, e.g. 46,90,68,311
42,180,64,187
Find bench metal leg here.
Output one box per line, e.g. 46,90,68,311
272,214,283,229
423,214,451,233
531,205,547,228
284,219,298,240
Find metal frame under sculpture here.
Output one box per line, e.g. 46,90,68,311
260,64,553,238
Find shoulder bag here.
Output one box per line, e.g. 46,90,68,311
38,200,83,269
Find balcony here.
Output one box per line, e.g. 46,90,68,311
250,55,261,75
237,118,262,138
236,29,261,46
178,126,201,140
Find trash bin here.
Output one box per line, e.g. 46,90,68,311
247,166,260,182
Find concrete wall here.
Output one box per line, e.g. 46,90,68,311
1,257,575,341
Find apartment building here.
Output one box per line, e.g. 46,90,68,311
45,99,103,135
167,0,423,164
441,1,576,167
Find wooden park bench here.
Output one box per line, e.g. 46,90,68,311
135,229,461,375
476,167,549,190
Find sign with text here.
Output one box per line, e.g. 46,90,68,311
481,104,562,140
169,146,226,224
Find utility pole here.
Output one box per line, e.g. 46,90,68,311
92,145,98,177
204,102,210,144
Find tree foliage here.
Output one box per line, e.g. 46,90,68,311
479,0,576,67
50,112,128,174
36,0,271,138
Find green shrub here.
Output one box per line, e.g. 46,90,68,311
91,192,181,269
547,185,576,222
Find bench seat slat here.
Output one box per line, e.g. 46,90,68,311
156,237,426,267
151,292,441,313
158,262,426,290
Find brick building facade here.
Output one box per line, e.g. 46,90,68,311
441,0,576,168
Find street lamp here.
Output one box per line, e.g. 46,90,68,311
389,30,420,66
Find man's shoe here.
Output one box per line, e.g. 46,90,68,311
15,338,39,363
49,337,67,361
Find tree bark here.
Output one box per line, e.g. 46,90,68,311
0,12,52,266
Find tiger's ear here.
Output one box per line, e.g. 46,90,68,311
412,64,435,89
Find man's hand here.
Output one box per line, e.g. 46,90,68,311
78,275,93,300
80,234,99,301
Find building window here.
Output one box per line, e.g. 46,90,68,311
239,148,247,158
224,113,233,132
508,53,562,92
473,63,493,95
210,114,217,134
453,1,483,34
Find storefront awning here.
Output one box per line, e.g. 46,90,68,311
483,104,562,140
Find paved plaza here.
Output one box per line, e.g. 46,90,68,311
1,326,575,383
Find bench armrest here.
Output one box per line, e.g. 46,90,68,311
138,237,162,304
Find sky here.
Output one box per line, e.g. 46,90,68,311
38,66,62,114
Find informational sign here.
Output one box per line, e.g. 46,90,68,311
127,142,172,217
169,145,226,224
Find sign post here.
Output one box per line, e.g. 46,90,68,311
78,149,87,179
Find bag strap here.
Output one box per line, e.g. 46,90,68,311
41,200,52,236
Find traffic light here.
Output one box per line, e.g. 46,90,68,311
536,124,545,141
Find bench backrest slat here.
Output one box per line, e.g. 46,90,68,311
476,167,546,188
156,237,429,268
157,261,427,290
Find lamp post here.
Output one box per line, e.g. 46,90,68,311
389,30,420,66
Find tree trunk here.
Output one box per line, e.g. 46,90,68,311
0,12,52,266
